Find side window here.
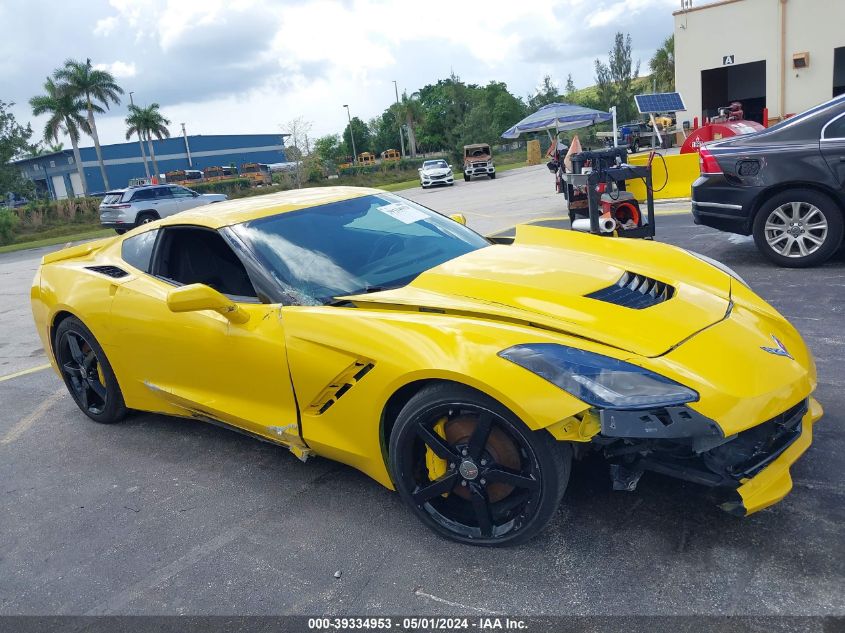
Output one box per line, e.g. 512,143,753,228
154,187,173,199
131,188,155,202
152,227,258,300
121,229,158,272
170,186,193,198
823,114,845,140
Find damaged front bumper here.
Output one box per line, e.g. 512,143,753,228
595,396,823,515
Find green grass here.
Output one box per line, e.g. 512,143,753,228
0,228,113,254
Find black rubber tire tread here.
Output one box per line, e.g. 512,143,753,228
54,316,128,424
752,188,844,268
388,382,571,546
135,211,160,227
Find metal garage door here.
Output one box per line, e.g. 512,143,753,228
51,175,68,200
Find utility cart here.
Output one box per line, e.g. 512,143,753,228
561,147,657,239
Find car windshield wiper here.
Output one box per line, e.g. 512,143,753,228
324,285,398,307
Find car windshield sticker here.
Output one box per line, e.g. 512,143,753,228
377,202,428,224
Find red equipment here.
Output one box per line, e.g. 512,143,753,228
681,119,765,154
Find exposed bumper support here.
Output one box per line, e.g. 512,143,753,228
595,397,822,515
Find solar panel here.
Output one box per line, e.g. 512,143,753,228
635,92,686,114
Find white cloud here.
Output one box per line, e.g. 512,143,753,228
94,60,137,78
5,0,680,146
93,15,118,36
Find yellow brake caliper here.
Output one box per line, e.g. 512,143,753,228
425,417,449,495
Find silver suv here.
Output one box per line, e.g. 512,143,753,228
99,185,227,234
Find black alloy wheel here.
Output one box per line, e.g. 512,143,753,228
54,316,127,424
389,384,570,546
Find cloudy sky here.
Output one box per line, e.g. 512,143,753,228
1,0,678,148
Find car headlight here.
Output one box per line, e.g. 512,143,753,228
687,250,748,286
499,343,699,410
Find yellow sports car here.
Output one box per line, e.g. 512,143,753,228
31,187,822,546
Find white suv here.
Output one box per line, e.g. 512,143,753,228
99,185,227,234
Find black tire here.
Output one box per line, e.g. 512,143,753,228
421,183,428,189
752,188,844,268
631,139,640,154
114,228,127,235
489,172,496,180
464,174,470,182
54,316,127,424
388,383,571,546
135,211,160,227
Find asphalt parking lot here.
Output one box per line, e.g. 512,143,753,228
1,165,843,618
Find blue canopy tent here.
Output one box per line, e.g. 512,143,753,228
501,102,617,142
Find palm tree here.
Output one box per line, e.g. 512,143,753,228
649,35,675,93
124,105,151,178
54,58,123,190
394,91,423,157
29,77,91,196
125,103,171,178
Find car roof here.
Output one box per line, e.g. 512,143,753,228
155,186,381,229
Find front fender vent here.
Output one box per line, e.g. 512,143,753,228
306,361,375,415
85,265,129,278
586,271,674,309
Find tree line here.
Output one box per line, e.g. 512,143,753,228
2,31,674,197
315,33,674,165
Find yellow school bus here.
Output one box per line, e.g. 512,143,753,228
358,152,376,166
203,166,239,182
381,149,401,161
239,163,272,186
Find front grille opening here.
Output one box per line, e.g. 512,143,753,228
705,399,808,480
586,271,675,309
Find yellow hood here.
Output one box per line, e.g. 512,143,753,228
346,225,733,358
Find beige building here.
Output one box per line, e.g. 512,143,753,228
674,0,845,125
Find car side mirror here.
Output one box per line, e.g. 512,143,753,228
166,283,250,324
192,191,199,197
449,213,467,226
448,164,453,169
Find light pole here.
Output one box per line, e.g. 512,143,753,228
392,80,406,158
129,91,151,179
343,104,357,165
181,122,193,167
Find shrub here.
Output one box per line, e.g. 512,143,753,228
0,209,20,245
189,178,252,195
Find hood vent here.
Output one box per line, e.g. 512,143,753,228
586,271,674,309
85,265,129,279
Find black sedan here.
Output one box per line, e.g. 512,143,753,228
692,95,845,267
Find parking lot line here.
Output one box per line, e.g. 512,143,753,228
1,388,64,445
0,363,52,383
